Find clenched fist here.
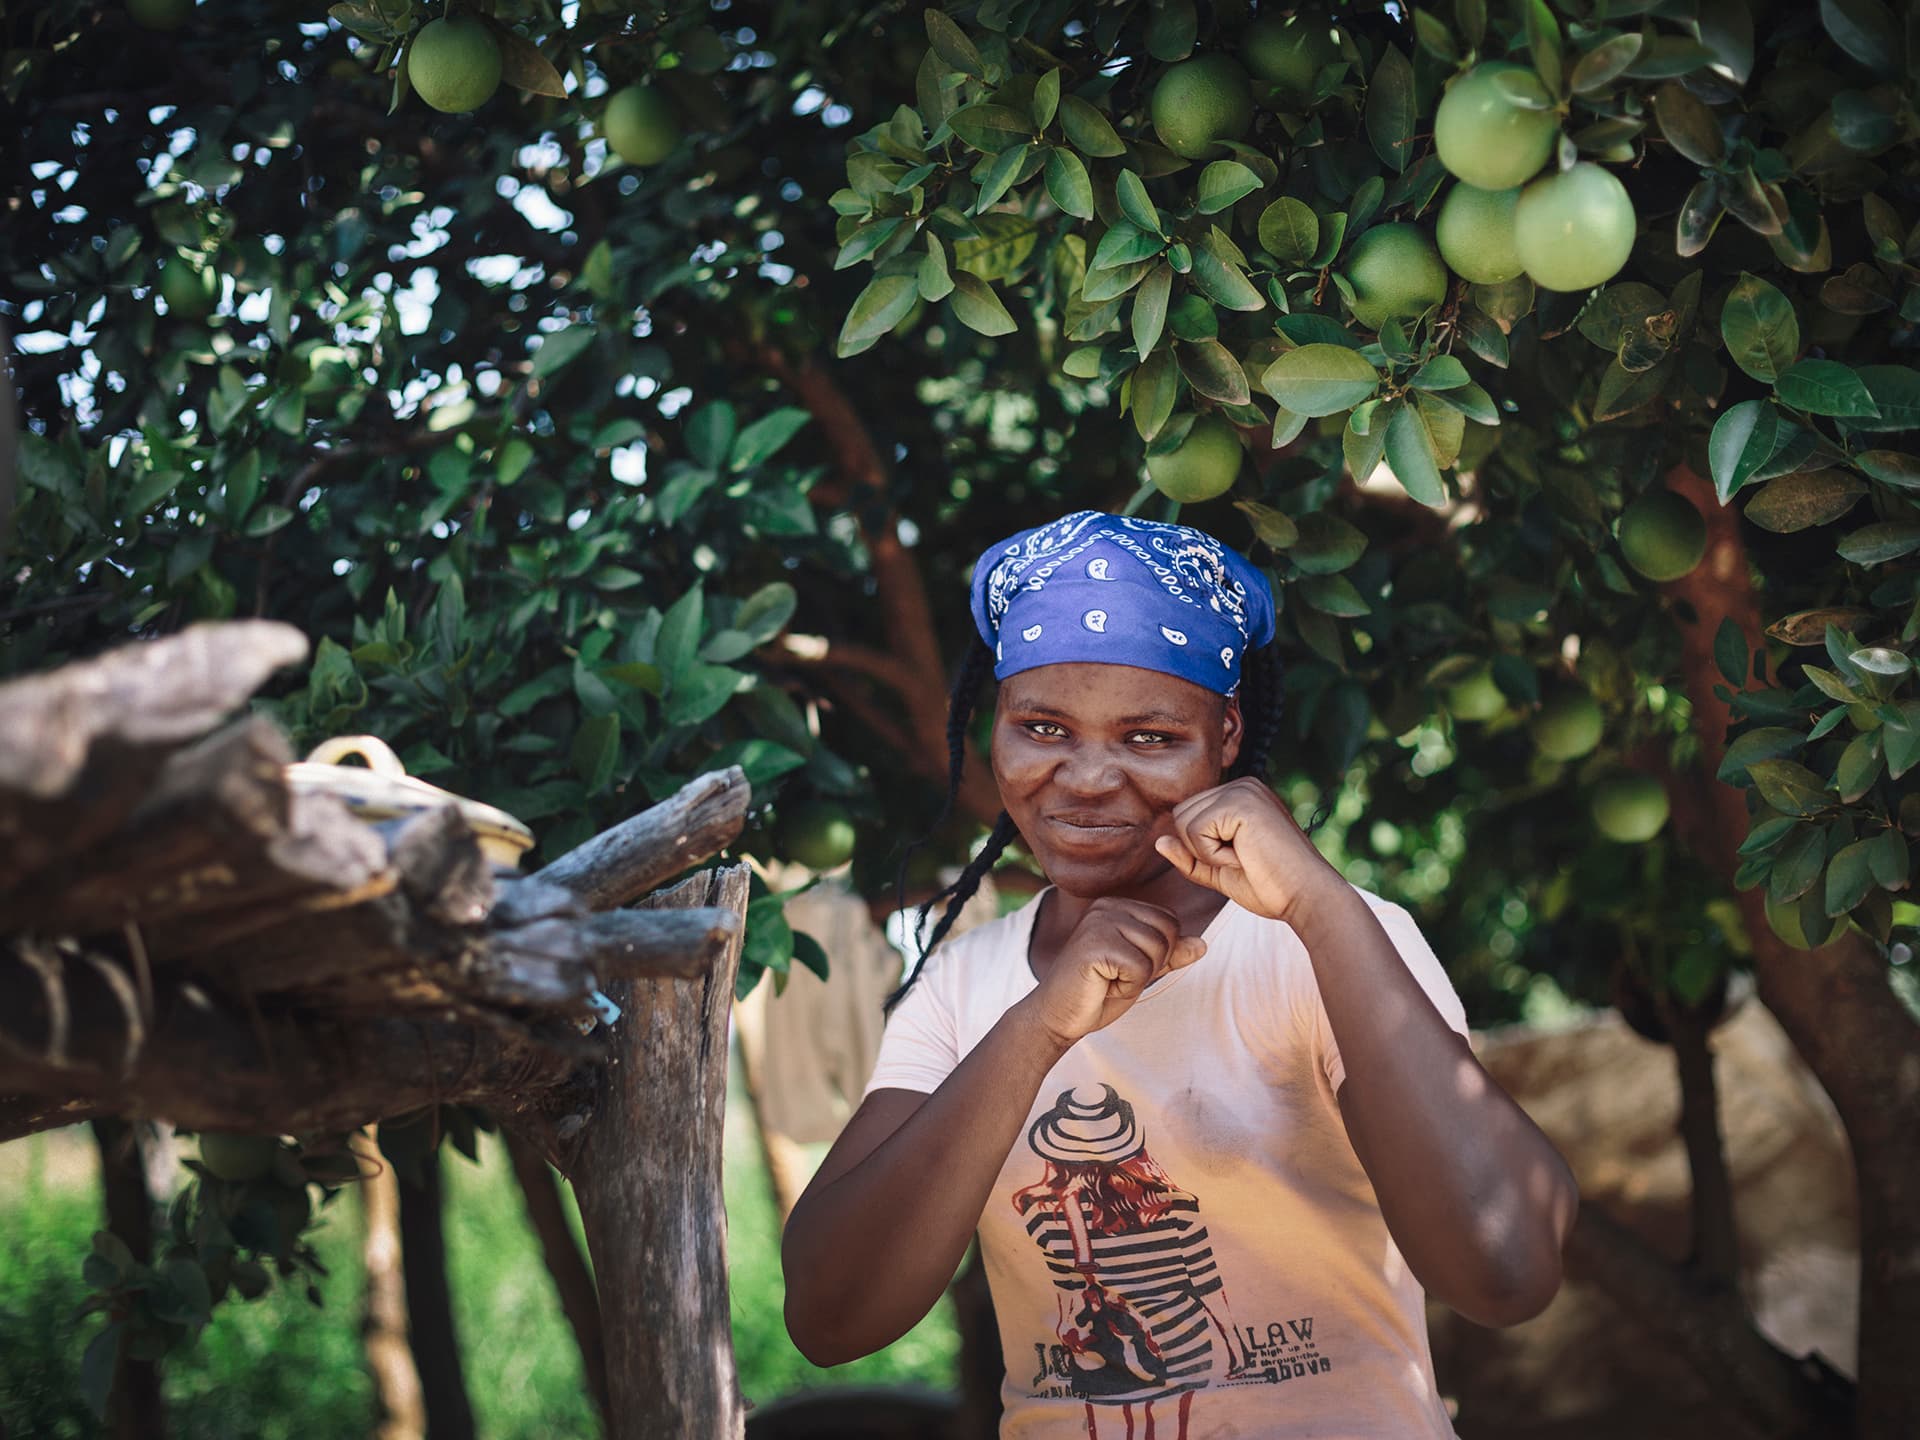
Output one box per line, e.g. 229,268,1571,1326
1153,776,1344,922
1025,897,1208,1050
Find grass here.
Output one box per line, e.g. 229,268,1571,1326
0,1070,957,1437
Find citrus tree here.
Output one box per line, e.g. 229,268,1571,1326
2,0,1917,1436
826,2,1918,1435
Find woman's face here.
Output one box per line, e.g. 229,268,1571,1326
991,662,1243,899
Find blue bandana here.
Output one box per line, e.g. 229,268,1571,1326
969,511,1277,695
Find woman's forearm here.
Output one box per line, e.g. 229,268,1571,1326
781,996,1070,1366
1289,883,1578,1326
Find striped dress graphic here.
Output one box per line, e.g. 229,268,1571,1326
1013,1085,1246,1412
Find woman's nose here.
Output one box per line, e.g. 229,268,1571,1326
1055,745,1124,795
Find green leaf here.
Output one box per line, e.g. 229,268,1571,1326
1091,222,1164,271
1044,146,1094,220
1870,827,1911,890
730,407,811,470
737,581,799,643
1235,499,1299,550
952,212,1040,280
945,103,1031,152
1289,511,1368,574
1652,82,1724,165
1837,522,1920,565
1826,837,1879,916
1176,339,1250,405
1145,0,1198,61
1196,160,1261,215
1835,731,1884,801
1426,382,1499,425
1776,359,1880,418
1410,356,1470,392
1720,272,1799,383
1083,259,1153,304
80,1323,123,1422
1744,470,1867,533
1770,825,1826,902
532,325,595,378
571,712,621,792
1456,308,1509,367
1718,726,1803,782
1344,410,1386,483
1570,32,1644,94
1887,703,1920,778
1746,758,1832,817
1116,170,1162,235
1709,400,1788,502
1189,233,1264,311
1133,263,1171,358
837,273,919,356
1057,94,1127,157
1523,0,1564,94
1130,351,1178,442
1852,365,1920,431
1383,400,1447,507
1364,46,1417,174
949,271,1017,335
1262,344,1380,417
1032,68,1061,132
1257,197,1320,265
657,585,704,680
1716,617,1751,688
1818,0,1901,78
1853,450,1920,490
663,662,743,727
924,9,988,79
974,144,1029,213
1299,572,1372,617
685,401,737,470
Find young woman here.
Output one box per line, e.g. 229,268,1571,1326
782,512,1578,1439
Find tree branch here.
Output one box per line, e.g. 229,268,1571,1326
746,342,1002,828
505,1129,610,1424
1564,1204,1851,1439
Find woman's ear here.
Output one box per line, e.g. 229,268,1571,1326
1220,695,1244,771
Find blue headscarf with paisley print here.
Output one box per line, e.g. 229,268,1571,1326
969,511,1277,696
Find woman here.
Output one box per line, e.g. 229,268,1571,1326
782,511,1578,1439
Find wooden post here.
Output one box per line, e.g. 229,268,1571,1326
572,864,749,1440
361,1142,426,1440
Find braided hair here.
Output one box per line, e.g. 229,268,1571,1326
886,637,1289,1012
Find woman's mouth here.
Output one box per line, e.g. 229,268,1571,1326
1047,814,1137,843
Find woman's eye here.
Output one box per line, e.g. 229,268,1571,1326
1026,722,1065,737
1129,732,1171,745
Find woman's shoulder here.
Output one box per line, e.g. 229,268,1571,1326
905,892,1040,991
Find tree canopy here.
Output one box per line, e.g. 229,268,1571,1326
4,0,1920,1435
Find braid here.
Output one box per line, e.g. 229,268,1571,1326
886,812,1021,1012
1229,643,1286,782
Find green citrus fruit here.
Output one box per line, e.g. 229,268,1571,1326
1146,415,1243,502
1150,55,1255,160
158,259,218,320
604,85,682,166
128,0,193,30
782,800,858,872
1435,183,1525,285
1530,687,1604,761
1345,223,1449,331
407,16,503,114
1590,774,1670,843
200,1133,279,1183
1434,63,1558,191
1446,665,1508,722
1240,14,1338,101
1764,890,1843,951
1617,489,1707,582
1514,163,1637,292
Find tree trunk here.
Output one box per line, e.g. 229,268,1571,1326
572,864,750,1440
504,1129,609,1428
363,1141,426,1440
1664,463,1920,1438
90,1116,166,1440
398,1147,475,1440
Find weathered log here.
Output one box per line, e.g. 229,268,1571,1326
534,767,750,910
0,621,309,878
573,863,749,1440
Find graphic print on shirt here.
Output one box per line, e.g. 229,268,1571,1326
1013,1085,1332,1436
